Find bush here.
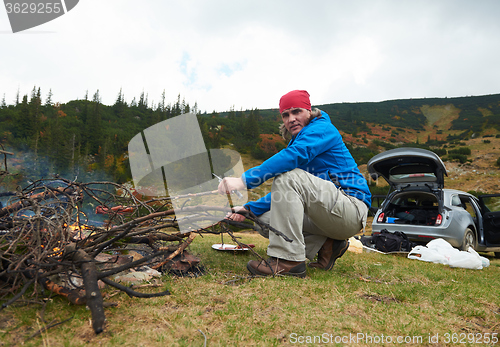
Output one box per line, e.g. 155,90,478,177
448,154,468,164
372,139,396,150
433,148,447,156
484,139,491,144
251,145,269,160
449,147,471,156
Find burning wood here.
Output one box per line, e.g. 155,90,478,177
0,176,279,334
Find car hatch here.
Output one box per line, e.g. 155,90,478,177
367,147,447,190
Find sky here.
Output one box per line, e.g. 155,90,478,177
1,0,500,114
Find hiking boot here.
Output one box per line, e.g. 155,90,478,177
308,238,349,271
247,257,306,278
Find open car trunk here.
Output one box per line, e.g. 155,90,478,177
379,191,441,226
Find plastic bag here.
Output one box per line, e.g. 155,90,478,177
407,238,489,270
408,245,448,265
468,247,490,268
447,250,483,269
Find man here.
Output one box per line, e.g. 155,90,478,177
218,90,371,278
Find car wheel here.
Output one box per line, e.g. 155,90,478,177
460,228,476,251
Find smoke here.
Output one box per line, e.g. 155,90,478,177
1,148,115,227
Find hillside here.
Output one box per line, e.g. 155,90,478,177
337,102,498,148
1,91,500,189
257,93,500,136
356,135,500,195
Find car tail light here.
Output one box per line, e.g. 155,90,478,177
377,212,385,223
435,214,443,225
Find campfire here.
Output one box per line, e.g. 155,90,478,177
0,150,284,335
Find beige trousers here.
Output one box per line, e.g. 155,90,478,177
257,169,368,261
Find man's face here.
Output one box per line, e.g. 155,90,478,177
281,108,312,136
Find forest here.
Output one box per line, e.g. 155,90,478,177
1,87,500,186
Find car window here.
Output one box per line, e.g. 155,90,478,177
463,200,477,218
481,196,500,212
451,195,462,207
389,173,437,183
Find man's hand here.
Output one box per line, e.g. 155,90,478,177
217,177,245,196
226,205,248,223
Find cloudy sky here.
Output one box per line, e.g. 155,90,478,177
1,0,500,113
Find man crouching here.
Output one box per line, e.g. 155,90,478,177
218,90,371,278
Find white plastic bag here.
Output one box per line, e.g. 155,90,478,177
447,250,483,270
408,245,449,265
407,238,489,270
468,247,490,268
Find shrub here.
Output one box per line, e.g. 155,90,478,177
433,148,447,156
448,154,468,164
449,147,471,156
484,139,491,144
372,139,396,150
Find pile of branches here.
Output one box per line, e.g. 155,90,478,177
0,175,287,334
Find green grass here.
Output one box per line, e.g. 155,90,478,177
1,232,499,346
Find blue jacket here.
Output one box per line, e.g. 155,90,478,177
242,111,371,216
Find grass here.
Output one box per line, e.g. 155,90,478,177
1,231,499,346
2,151,500,346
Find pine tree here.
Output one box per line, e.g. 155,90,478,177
172,94,181,116
86,90,103,155
138,91,147,110
228,105,236,120
243,109,260,140
158,90,166,115
15,95,33,139
130,97,137,107
29,87,42,136
113,88,126,116
45,89,53,107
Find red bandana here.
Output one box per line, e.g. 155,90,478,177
279,90,311,113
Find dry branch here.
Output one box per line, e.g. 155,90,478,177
151,232,197,270
0,177,289,335
64,243,105,334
